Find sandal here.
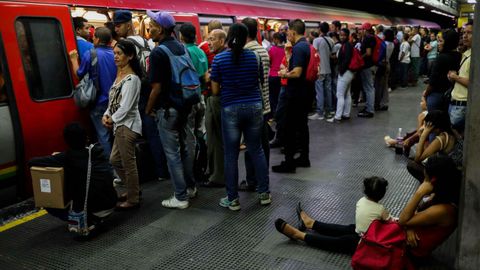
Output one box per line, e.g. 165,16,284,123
296,202,306,231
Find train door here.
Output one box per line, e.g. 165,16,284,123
0,2,81,202
0,33,19,207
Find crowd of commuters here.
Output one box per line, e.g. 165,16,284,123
28,9,473,265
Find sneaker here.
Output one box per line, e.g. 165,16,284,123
219,197,241,211
113,178,125,187
308,113,323,120
187,187,198,199
326,117,341,123
259,193,272,205
162,196,189,209
357,110,374,118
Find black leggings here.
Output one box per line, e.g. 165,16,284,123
304,221,360,254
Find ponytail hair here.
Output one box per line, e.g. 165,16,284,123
226,23,248,64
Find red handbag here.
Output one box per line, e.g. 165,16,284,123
349,47,365,71
351,220,414,270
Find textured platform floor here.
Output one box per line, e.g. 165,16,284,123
0,86,451,269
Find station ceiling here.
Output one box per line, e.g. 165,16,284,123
294,0,458,28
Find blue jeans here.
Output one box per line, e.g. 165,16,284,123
410,57,421,83
221,102,269,201
90,103,112,158
141,114,169,178
245,117,270,186
426,92,445,112
156,108,195,201
449,104,466,132
275,86,287,143
315,74,333,115
360,67,376,113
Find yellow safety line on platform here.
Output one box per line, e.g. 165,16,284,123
0,165,17,175
0,210,47,233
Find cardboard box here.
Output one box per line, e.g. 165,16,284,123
30,167,66,209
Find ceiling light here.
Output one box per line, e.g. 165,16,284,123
418,5,425,9
405,1,414,5
394,0,404,2
467,0,476,3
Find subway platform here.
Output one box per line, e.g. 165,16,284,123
0,85,450,269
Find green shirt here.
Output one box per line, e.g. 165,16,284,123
185,43,208,78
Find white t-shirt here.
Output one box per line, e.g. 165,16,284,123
410,34,421,58
385,41,394,63
399,41,411,64
355,196,389,234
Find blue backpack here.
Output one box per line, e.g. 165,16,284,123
158,44,201,113
372,35,387,66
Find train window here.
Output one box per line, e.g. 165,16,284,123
15,17,73,101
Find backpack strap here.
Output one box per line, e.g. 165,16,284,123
322,36,332,52
90,48,100,95
83,144,94,230
127,37,151,51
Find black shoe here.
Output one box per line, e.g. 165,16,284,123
200,181,225,188
294,157,311,168
296,202,306,231
341,116,351,120
357,111,374,118
272,162,296,173
378,106,388,111
238,180,256,192
269,139,283,148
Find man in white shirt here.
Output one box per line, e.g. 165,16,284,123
310,22,334,120
409,26,422,86
448,22,473,133
399,33,411,88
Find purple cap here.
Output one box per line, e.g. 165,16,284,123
147,10,176,29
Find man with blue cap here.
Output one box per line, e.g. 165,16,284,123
145,10,197,209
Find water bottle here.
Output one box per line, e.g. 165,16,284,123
395,128,404,155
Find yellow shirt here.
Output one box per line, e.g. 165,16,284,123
451,49,471,101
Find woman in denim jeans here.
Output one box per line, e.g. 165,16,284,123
210,23,271,211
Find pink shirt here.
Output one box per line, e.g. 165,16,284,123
268,45,285,77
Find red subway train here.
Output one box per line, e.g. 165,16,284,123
0,0,439,206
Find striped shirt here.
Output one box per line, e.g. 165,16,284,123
244,41,271,114
210,49,262,108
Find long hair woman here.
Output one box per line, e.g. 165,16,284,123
210,23,270,211
400,154,461,259
102,39,143,209
424,30,461,112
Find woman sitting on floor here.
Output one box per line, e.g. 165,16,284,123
274,176,391,254
407,110,456,181
400,155,461,259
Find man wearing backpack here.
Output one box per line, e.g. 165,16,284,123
69,27,116,158
113,10,170,181
358,22,376,118
145,10,198,209
310,22,334,120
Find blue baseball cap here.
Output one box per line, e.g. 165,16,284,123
113,10,132,24
147,10,176,29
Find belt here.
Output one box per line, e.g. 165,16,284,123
450,100,467,106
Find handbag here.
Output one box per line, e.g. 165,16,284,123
351,220,413,270
73,49,99,108
67,144,94,236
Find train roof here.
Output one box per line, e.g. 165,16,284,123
0,0,441,28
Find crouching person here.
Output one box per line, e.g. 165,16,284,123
28,123,118,230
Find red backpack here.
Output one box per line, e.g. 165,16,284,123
351,220,414,270
349,47,364,71
306,44,320,82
